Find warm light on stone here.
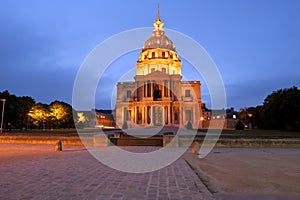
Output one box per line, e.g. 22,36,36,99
115,8,203,129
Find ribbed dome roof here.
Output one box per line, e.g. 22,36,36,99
143,34,176,52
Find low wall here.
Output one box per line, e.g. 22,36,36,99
0,136,91,146
214,138,300,148
1,135,300,148
163,136,300,148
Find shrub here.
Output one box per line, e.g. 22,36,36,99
235,120,245,130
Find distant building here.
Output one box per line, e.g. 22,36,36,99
74,110,115,129
95,110,115,128
202,107,239,130
115,8,203,129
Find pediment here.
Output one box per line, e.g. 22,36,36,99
134,70,182,81
146,70,170,78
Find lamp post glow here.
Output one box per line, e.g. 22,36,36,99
0,99,5,134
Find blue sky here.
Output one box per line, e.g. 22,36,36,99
0,0,299,110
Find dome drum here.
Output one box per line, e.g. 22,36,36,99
137,48,180,63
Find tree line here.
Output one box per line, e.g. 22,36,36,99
1,86,299,131
0,90,75,130
239,86,300,130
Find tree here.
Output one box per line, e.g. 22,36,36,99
17,96,35,130
260,86,300,130
0,90,35,130
73,111,96,129
49,101,73,128
28,103,50,129
238,106,263,129
0,90,75,130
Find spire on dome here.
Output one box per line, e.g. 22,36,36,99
157,4,160,21
153,4,164,35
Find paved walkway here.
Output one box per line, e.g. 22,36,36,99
0,144,213,200
1,144,299,200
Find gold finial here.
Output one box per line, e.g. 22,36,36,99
157,4,160,21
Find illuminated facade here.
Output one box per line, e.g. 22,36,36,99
115,9,203,129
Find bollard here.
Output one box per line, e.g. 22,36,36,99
55,140,62,151
192,141,200,155
163,135,179,147
93,135,109,146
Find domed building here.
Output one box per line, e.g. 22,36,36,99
115,8,203,129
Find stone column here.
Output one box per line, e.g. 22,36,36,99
193,106,197,129
142,106,145,125
135,106,138,124
150,80,153,97
144,81,147,98
170,106,173,125
169,81,172,98
161,81,164,98
136,82,138,99
122,106,124,124
150,106,153,126
162,106,165,126
133,107,136,124
168,106,171,125
181,107,184,127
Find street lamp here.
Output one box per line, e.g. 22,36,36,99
0,99,6,134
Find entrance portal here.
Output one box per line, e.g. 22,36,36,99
153,106,162,126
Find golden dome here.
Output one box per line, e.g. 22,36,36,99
136,6,182,76
142,7,176,52
143,35,176,52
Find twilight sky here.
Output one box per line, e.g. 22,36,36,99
0,0,299,110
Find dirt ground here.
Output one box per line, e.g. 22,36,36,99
187,148,300,200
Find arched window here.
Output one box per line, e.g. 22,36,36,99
162,52,166,58
152,52,155,58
